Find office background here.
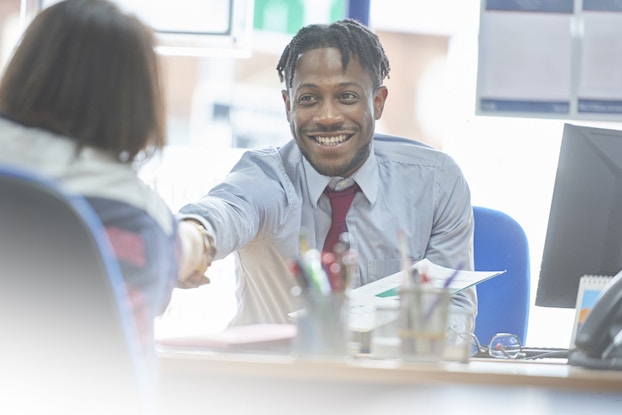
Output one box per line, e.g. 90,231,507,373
1,0,620,348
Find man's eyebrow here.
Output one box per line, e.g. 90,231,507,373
296,81,363,90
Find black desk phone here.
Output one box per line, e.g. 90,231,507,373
569,271,622,370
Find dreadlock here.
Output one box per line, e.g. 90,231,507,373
276,19,390,90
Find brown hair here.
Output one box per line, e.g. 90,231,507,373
0,0,165,163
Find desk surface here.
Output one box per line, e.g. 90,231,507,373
159,348,622,392
157,348,622,415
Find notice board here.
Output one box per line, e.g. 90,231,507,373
477,0,622,121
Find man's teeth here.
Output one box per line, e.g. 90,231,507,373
316,135,347,145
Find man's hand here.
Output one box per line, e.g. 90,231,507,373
177,220,214,288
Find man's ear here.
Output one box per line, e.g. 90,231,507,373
373,86,388,120
281,89,291,122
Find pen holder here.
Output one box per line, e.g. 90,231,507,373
443,308,475,363
292,287,349,358
398,286,450,362
370,302,401,359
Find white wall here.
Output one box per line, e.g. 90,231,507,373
371,0,622,348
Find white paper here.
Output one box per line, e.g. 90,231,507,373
348,259,505,332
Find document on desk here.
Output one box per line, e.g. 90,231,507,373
157,324,297,351
348,259,505,332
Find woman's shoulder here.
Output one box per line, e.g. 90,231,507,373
63,152,176,235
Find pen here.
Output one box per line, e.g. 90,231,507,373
442,260,465,290
299,228,310,256
304,249,332,294
288,257,311,290
334,232,355,290
422,261,466,323
398,229,420,354
419,264,430,283
321,251,344,291
398,229,414,288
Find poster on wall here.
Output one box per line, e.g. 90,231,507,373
577,2,622,116
476,0,622,121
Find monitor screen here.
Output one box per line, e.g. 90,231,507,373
536,123,622,308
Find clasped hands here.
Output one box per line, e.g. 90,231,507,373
176,220,214,289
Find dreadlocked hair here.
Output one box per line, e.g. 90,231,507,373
276,18,390,90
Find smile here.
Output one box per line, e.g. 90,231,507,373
313,134,350,146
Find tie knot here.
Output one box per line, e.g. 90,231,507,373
324,182,360,200
324,183,360,224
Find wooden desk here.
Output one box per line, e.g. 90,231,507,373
157,348,622,415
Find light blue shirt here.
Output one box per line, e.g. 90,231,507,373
180,134,476,328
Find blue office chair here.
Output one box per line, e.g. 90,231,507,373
473,206,530,346
0,166,154,415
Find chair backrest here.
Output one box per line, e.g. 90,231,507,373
473,206,530,345
0,166,153,415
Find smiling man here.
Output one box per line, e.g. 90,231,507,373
180,19,476,331
281,46,385,179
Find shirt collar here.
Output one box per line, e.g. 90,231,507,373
302,141,379,207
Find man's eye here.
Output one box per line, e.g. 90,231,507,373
298,95,317,104
340,92,358,102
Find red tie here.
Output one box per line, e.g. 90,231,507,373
322,183,360,254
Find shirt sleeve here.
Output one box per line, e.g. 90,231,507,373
178,149,292,261
424,153,478,329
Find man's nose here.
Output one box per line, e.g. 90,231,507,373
313,100,344,126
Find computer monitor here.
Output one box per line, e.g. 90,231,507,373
536,123,622,308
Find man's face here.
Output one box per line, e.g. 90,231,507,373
281,47,388,178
